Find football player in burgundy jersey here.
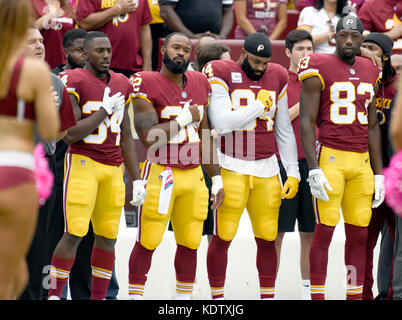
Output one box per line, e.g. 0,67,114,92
358,0,402,54
203,32,300,300
299,15,384,300
76,0,153,75
0,0,60,299
127,32,224,300
47,32,146,300
361,33,398,300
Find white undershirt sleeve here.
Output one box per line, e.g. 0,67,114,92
208,81,264,134
274,88,301,180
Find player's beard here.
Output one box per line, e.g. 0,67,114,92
67,54,84,69
163,52,190,74
241,55,265,81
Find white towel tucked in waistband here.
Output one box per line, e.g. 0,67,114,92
158,166,173,215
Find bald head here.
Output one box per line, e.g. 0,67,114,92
194,36,217,56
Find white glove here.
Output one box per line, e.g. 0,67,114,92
307,168,332,202
101,87,125,115
250,99,266,115
130,180,146,207
372,175,385,208
175,101,194,128
211,175,223,197
250,99,267,120
114,93,126,113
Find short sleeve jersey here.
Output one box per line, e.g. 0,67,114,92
203,59,288,161
130,71,211,169
298,53,381,153
358,0,402,53
76,0,153,72
59,68,134,166
32,0,75,69
234,0,288,39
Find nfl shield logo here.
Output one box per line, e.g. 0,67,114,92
182,91,187,99
350,68,355,75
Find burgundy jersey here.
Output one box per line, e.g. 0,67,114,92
32,0,75,69
203,59,288,161
0,56,35,121
58,84,77,132
358,0,402,54
234,0,288,39
376,73,398,166
376,72,398,127
77,0,152,72
298,53,381,153
59,68,134,166
131,71,211,169
276,69,319,161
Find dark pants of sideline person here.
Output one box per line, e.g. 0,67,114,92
19,154,57,300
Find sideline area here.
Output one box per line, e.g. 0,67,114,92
114,212,380,300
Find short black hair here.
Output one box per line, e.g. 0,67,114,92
83,31,109,49
63,28,88,48
196,43,230,71
163,32,191,48
285,29,313,52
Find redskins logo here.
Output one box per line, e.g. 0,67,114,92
263,93,274,113
346,18,354,25
257,44,265,52
257,89,275,116
112,13,129,26
376,110,385,125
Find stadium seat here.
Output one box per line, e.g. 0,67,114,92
157,38,288,70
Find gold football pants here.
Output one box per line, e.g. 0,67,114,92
214,168,282,242
138,161,209,250
314,145,374,227
64,153,125,239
